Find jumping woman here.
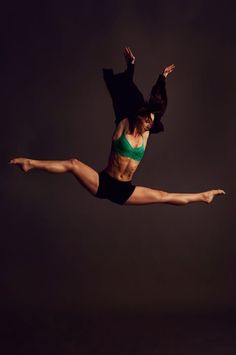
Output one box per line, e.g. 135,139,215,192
10,47,225,205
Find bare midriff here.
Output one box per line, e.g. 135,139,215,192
105,151,141,181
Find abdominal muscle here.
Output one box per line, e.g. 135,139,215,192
105,151,140,181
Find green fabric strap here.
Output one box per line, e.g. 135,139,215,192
112,132,145,161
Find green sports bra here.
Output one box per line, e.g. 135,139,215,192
112,131,145,161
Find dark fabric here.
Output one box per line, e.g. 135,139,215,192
103,63,167,134
95,170,136,205
103,63,145,125
148,74,167,133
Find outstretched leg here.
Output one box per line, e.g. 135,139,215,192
9,158,99,195
125,186,225,205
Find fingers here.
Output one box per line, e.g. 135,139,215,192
123,46,134,58
169,64,175,72
123,46,135,64
123,47,129,56
163,63,176,77
127,47,134,57
123,47,129,58
124,46,132,54
165,64,175,72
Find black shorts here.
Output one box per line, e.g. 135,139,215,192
95,170,136,205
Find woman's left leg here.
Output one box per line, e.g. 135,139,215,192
125,186,225,206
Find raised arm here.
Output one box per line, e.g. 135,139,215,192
123,46,135,80
149,64,175,133
103,47,145,126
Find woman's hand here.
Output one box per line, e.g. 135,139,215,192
162,64,175,78
123,47,135,65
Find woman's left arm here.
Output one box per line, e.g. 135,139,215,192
149,64,175,133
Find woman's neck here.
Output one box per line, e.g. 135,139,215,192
128,124,143,137
133,126,144,136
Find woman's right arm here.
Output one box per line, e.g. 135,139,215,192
123,47,135,80
112,118,127,140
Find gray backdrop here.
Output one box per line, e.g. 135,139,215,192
1,0,236,315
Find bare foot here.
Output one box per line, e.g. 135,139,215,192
202,189,225,204
9,158,33,172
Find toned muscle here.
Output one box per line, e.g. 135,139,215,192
105,118,149,181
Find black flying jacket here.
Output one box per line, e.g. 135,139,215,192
103,62,167,134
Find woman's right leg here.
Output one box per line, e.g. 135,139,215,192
9,158,99,195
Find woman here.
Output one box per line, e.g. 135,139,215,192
10,48,225,205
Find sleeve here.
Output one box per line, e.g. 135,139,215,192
148,74,168,134
125,62,135,80
103,63,146,126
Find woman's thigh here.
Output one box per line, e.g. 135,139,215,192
125,186,168,205
70,159,99,195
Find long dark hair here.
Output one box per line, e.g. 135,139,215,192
130,103,164,134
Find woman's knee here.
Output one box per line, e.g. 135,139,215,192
69,158,80,170
69,158,99,195
156,190,169,202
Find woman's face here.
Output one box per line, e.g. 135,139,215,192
138,113,155,132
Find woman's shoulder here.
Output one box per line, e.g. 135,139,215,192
112,118,128,140
120,118,129,127
143,130,150,139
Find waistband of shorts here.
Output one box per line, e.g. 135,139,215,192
100,170,132,184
